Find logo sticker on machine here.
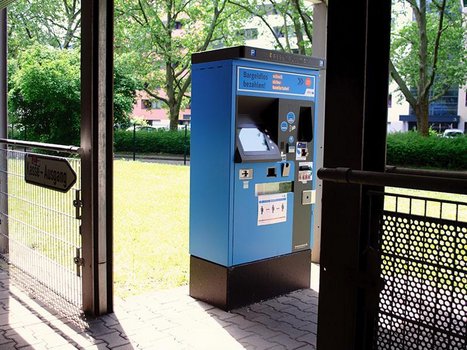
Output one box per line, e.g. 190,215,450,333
280,121,288,132
237,67,315,98
287,112,296,124
257,193,287,226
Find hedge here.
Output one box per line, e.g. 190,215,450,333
114,130,467,170
386,132,467,170
114,130,190,155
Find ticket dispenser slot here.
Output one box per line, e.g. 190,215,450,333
190,46,324,310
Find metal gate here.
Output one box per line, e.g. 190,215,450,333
0,140,83,309
374,191,466,350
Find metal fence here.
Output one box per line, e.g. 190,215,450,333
0,140,82,309
374,191,466,350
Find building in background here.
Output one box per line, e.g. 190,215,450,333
132,90,191,129
387,0,467,133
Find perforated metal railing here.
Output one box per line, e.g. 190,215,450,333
0,140,82,310
374,191,466,350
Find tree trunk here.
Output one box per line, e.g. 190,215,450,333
169,104,180,130
415,97,430,136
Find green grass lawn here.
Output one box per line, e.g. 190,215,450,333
112,162,466,298
113,160,189,298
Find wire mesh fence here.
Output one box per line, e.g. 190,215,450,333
0,142,82,309
374,191,466,350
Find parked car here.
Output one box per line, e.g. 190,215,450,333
442,129,464,138
126,125,167,132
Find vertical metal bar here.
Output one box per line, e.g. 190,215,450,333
317,0,391,349
311,2,327,264
81,0,114,316
184,124,187,165
132,122,136,161
0,8,8,255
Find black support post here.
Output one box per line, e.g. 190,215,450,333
81,0,114,316
317,1,391,349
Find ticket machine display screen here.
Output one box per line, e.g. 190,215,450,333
239,128,270,152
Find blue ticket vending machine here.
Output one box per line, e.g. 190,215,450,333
190,46,325,310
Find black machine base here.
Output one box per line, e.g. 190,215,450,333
189,250,311,311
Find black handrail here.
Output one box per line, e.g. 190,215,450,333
0,138,81,154
318,167,467,195
385,165,467,180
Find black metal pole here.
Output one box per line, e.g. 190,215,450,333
318,167,467,195
133,122,136,161
184,124,187,165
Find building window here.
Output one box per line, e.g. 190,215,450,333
141,99,151,109
141,99,162,109
273,27,285,38
388,94,392,108
408,87,458,116
174,21,182,30
152,100,162,109
244,28,258,40
465,90,467,107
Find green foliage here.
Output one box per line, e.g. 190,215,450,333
114,130,190,155
114,0,244,129
391,0,467,98
390,0,467,135
230,0,313,55
7,0,81,55
8,45,137,145
387,132,467,170
9,45,81,144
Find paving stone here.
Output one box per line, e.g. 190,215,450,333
3,330,35,348
239,334,281,349
112,344,135,350
269,333,309,349
98,330,131,348
226,315,259,330
296,331,317,345
282,307,317,323
295,343,315,349
268,345,287,350
297,321,318,334
255,306,289,321
244,324,281,339
277,314,310,329
232,308,264,321
222,324,255,340
100,314,120,327
0,340,15,349
0,266,320,350
206,308,237,321
86,321,115,337
267,321,309,339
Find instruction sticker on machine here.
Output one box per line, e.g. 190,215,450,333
257,193,287,226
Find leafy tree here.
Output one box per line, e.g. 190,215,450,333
7,0,81,56
114,0,243,130
228,0,313,55
9,45,136,145
390,0,467,136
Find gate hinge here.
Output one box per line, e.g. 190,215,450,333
74,248,84,277
73,189,83,219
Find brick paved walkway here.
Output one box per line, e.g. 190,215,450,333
0,265,319,349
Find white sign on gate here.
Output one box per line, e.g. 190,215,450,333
25,154,77,193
